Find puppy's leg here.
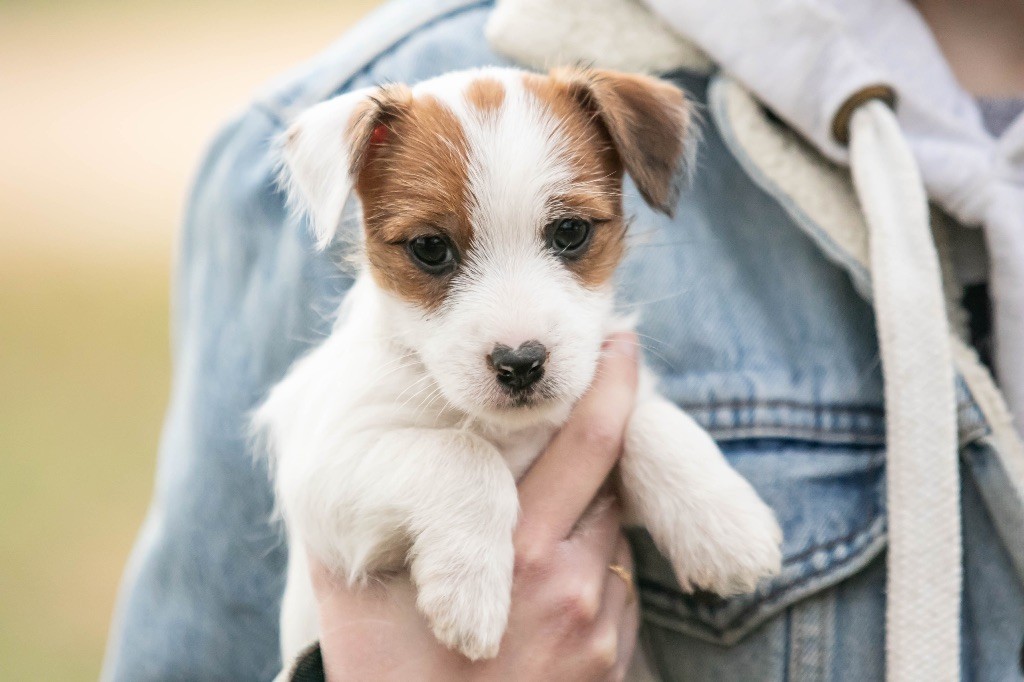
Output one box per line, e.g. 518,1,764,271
378,429,519,661
280,426,517,661
620,395,782,595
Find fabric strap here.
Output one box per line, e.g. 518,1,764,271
849,100,961,682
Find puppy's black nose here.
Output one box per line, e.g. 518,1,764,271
489,341,547,391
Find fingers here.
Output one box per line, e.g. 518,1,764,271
598,538,635,625
525,497,624,622
595,538,639,681
570,496,624,574
517,332,639,543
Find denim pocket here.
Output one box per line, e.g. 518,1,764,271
628,437,887,646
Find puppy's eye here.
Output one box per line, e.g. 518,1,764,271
407,235,456,274
549,217,592,257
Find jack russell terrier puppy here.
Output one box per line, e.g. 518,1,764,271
255,66,783,665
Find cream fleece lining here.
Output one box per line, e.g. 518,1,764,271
486,0,712,75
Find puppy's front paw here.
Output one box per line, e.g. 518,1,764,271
669,487,782,596
623,396,783,597
416,568,511,661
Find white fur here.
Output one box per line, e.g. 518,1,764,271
256,68,782,668
278,86,376,249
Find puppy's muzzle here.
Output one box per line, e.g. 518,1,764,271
488,341,547,392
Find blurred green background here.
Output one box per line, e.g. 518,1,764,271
0,1,379,677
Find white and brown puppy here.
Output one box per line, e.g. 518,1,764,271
255,67,782,664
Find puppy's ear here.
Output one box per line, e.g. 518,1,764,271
553,68,694,216
279,84,411,249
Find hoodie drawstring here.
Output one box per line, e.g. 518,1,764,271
848,99,961,682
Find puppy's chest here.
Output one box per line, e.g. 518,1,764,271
489,426,559,480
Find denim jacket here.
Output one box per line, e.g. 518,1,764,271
103,1,1024,679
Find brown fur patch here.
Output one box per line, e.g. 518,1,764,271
466,77,506,112
345,84,413,177
523,73,627,289
550,67,690,215
353,92,472,311
351,70,684,304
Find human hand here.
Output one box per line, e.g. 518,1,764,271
310,332,640,681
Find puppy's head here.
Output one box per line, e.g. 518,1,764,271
281,67,692,426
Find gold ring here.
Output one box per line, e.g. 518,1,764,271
608,563,635,603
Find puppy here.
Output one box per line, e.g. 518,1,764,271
255,66,782,665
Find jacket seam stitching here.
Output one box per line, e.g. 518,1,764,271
326,0,493,102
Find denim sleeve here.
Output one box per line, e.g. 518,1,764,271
101,103,347,681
